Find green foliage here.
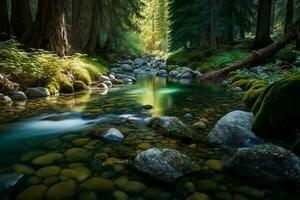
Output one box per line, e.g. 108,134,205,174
73,81,88,92
47,82,60,95
199,50,249,70
60,80,74,94
166,48,206,66
115,31,145,56
275,48,299,62
0,40,110,87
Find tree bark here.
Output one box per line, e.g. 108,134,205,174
201,19,300,82
84,0,101,54
254,0,272,48
25,0,69,57
210,0,217,50
284,0,294,33
0,0,10,35
11,0,33,39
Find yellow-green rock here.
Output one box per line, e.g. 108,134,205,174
20,151,45,162
32,153,63,165
113,190,129,200
60,166,91,182
186,192,210,200
17,185,47,200
36,166,61,177
72,138,90,146
46,180,77,200
78,191,98,200
64,148,89,162
118,181,146,194
26,176,42,185
81,177,114,191
13,164,35,175
206,160,224,171
43,176,59,186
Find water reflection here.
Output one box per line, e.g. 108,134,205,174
135,74,179,115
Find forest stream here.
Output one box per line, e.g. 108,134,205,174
0,60,299,200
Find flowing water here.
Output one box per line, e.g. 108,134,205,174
0,75,297,200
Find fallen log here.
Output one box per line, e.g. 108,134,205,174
201,19,300,82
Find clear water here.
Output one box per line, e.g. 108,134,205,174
0,75,297,200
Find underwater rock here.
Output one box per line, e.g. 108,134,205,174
228,144,300,189
17,185,47,200
43,176,59,186
81,177,114,191
120,181,146,194
46,180,77,200
192,121,207,130
135,148,193,182
32,153,63,165
205,160,224,171
64,148,89,162
36,166,61,177
13,164,35,175
148,116,199,141
25,87,50,98
0,173,25,200
207,110,261,148
78,191,98,200
60,166,91,182
186,192,210,200
102,128,124,142
113,190,129,200
9,91,27,101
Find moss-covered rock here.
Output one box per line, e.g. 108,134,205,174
252,75,300,141
60,81,74,94
243,87,266,109
47,82,60,95
166,49,205,66
73,81,88,92
231,74,246,83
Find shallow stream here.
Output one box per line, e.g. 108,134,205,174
0,75,297,200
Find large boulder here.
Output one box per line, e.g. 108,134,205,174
9,91,27,101
135,148,193,182
207,110,261,148
252,75,300,142
0,173,25,200
25,87,50,98
227,144,300,189
148,116,199,141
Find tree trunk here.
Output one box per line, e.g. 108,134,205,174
0,0,10,35
284,0,294,33
25,0,69,57
270,1,275,34
254,0,272,48
201,19,300,82
240,25,245,39
210,0,217,50
11,0,33,39
84,0,101,54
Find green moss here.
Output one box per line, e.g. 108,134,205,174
252,75,300,141
166,48,206,66
198,66,211,73
199,50,249,70
73,81,88,92
229,79,250,90
231,75,247,83
60,81,74,94
243,87,266,109
47,82,60,95
166,65,179,72
251,85,272,114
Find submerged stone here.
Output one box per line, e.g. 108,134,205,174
46,180,77,200
148,116,199,141
13,164,35,175
81,177,114,191
32,153,63,165
36,166,61,177
102,128,124,142
64,148,89,162
60,166,91,182
135,148,193,182
17,185,47,200
186,192,210,200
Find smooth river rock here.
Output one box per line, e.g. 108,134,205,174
0,173,25,200
25,87,50,98
207,110,261,148
135,148,193,182
102,128,124,142
228,144,300,189
9,91,27,101
148,116,199,141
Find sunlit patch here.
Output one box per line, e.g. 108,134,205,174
157,88,181,94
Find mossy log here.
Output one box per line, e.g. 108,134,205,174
201,19,300,82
